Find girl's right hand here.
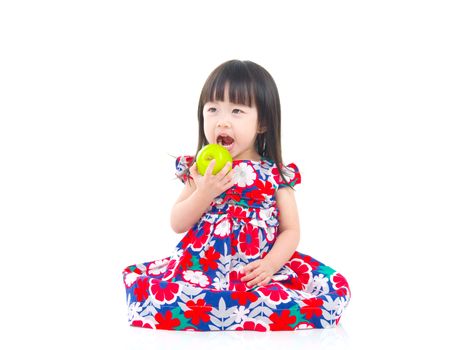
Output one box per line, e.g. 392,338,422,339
189,160,235,200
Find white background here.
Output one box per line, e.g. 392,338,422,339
1,1,461,349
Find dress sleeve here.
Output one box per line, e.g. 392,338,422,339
276,162,302,189
174,155,195,184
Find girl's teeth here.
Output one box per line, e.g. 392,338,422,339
222,142,233,150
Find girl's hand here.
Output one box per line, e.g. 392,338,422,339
241,258,278,288
189,160,235,200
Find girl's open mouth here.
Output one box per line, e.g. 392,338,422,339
217,135,235,151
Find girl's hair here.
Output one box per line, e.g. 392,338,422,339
196,59,293,189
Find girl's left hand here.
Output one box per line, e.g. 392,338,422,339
241,258,277,288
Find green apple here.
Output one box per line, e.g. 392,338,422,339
196,144,233,176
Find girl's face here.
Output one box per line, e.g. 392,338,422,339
203,84,263,161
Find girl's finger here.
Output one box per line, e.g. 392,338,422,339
205,159,216,177
224,177,235,191
242,268,261,282
220,170,234,186
217,162,232,179
247,274,265,287
253,274,266,284
258,277,271,286
225,169,236,184
189,163,198,177
219,169,235,187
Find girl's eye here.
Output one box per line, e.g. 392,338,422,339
205,107,244,114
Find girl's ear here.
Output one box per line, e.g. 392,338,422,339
258,125,267,134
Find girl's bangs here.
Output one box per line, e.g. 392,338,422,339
202,70,255,108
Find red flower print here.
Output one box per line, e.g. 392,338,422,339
150,279,180,304
257,283,291,305
154,310,180,330
134,278,150,302
332,272,350,297
300,298,323,318
294,252,320,271
223,190,242,203
307,259,320,271
235,319,268,332
205,246,220,260
271,165,290,185
191,229,209,251
287,258,312,285
238,224,260,257
131,319,153,329
246,193,261,207
179,231,193,249
184,299,212,325
272,163,301,187
271,166,282,183
229,269,259,305
228,269,246,291
258,179,274,196
230,291,259,305
178,250,193,271
269,310,296,330
246,179,274,206
280,276,304,290
179,250,193,271
199,247,220,271
202,220,212,233
228,205,246,219
162,257,180,281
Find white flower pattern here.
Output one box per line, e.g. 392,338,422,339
233,306,250,323
232,162,256,187
148,259,169,276
214,218,231,237
182,270,211,287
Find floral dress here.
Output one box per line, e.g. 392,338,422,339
122,156,351,331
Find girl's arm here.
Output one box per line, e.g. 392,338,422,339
264,187,301,271
170,161,235,234
170,179,211,233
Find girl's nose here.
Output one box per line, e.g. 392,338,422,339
217,119,231,128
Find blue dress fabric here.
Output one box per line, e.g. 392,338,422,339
122,155,351,331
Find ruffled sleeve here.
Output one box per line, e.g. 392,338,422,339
174,155,195,184
275,162,302,189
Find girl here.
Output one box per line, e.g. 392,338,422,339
123,60,351,332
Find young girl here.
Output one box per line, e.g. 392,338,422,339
123,60,351,332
